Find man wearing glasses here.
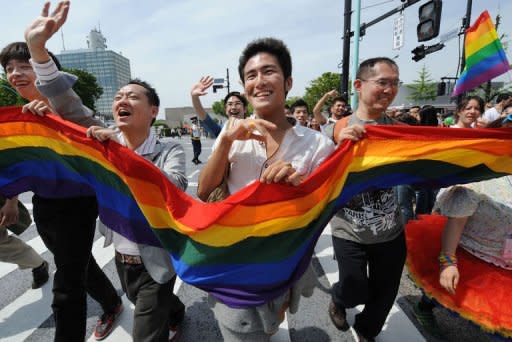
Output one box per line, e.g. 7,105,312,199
328,57,405,342
191,76,247,138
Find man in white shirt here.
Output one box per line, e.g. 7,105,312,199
190,117,202,164
482,92,512,123
197,37,335,341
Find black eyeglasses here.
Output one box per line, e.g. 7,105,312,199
360,79,402,88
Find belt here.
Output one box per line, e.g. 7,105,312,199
115,251,143,265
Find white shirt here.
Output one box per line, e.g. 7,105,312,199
112,130,158,256
213,123,335,194
191,123,201,138
483,107,500,122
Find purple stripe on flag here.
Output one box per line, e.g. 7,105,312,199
452,50,510,96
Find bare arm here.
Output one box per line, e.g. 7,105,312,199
191,76,214,121
313,90,338,125
440,216,468,255
439,216,468,294
25,1,70,64
0,196,19,227
197,134,233,201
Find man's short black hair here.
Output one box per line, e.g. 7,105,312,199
290,98,309,114
238,37,292,83
127,79,160,107
395,113,419,125
356,57,398,80
223,91,247,108
419,105,438,126
0,42,61,71
496,92,512,103
332,96,347,105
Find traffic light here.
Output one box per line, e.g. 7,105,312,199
417,0,443,42
437,82,446,96
212,85,223,93
411,45,426,62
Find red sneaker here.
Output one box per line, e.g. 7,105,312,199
94,302,124,340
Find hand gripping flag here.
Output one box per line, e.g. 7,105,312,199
452,10,510,96
1,106,512,308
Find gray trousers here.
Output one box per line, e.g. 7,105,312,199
0,227,44,269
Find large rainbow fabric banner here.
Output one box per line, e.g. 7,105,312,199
452,10,511,96
1,106,512,308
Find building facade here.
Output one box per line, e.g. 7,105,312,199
56,29,131,118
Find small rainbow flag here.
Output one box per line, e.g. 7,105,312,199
1,106,512,308
452,10,510,96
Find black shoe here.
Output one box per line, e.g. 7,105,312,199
412,301,443,339
195,159,202,164
32,260,49,289
328,300,350,331
352,328,375,342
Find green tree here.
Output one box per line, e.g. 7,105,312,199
469,82,512,103
0,75,26,106
63,68,103,112
285,96,302,107
303,72,341,110
153,119,171,136
407,65,437,102
211,100,225,117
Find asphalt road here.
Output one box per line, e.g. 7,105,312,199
0,136,497,342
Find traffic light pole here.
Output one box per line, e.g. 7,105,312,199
459,0,473,74
340,0,423,102
340,0,352,99
457,0,472,102
350,0,361,109
226,68,230,94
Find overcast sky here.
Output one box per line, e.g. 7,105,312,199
2,0,511,118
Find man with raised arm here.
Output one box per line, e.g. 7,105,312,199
190,75,248,137
24,2,186,340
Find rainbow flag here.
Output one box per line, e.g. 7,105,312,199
1,106,512,308
452,10,510,96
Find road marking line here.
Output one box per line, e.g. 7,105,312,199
187,170,199,179
270,313,291,342
0,238,113,342
315,224,425,342
0,227,46,278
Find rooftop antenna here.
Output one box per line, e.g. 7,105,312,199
60,29,66,51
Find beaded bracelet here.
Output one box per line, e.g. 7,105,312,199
438,253,457,270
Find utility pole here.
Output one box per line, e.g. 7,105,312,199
340,0,422,102
340,0,352,99
350,0,361,109
226,68,230,94
459,0,473,73
457,0,472,102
